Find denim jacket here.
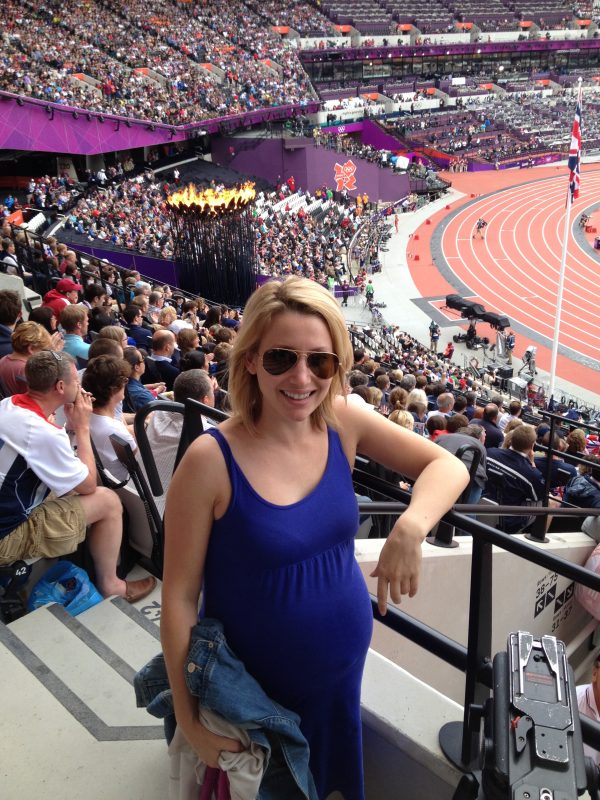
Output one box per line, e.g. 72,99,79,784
134,618,318,800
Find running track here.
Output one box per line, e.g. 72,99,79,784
409,165,600,395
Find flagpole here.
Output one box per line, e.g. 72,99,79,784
548,188,572,399
548,77,582,400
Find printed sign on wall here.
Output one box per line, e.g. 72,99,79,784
334,159,357,192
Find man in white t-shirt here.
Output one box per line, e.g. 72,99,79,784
145,370,215,516
577,654,600,766
0,351,155,603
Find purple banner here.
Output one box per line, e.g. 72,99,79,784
468,152,562,171
71,242,178,284
0,91,319,155
300,37,600,61
321,121,365,135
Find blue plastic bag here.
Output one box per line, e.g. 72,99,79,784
27,561,103,616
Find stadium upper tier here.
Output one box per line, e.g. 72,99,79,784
2,0,317,124
1,0,598,127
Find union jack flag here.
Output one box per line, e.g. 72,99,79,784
568,88,582,200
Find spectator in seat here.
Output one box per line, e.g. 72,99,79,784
145,369,216,510
502,418,524,449
82,283,108,312
499,400,522,432
453,395,468,416
407,388,428,436
564,455,600,510
0,321,61,395
534,432,577,493
177,328,200,359
89,303,115,335
42,278,82,321
0,238,22,275
474,403,504,449
566,429,587,457
28,305,58,335
82,355,137,483
436,423,487,505
427,391,455,421
60,304,91,362
98,324,131,351
212,342,232,390
123,305,153,351
0,290,22,357
147,330,179,391
180,349,210,374
485,424,547,534
426,414,448,442
0,350,155,602
122,347,165,412
464,391,477,420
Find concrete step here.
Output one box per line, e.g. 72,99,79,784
1,588,169,799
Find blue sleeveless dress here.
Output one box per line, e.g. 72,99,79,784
202,427,373,800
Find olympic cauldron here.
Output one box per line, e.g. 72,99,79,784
167,182,258,308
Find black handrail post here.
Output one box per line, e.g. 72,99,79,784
427,445,481,548
439,531,493,771
462,534,493,764
527,414,556,543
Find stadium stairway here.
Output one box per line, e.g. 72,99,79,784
1,576,169,800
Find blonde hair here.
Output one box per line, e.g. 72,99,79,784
369,387,382,407
501,418,524,448
228,277,352,434
159,306,178,325
388,409,414,430
11,321,52,355
59,304,87,332
406,388,428,414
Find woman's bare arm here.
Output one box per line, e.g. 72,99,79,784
161,435,243,765
335,398,470,612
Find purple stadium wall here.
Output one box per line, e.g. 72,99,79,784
0,92,319,155
211,137,411,201
71,243,178,284
360,119,409,152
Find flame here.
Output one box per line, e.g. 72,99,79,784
167,181,256,215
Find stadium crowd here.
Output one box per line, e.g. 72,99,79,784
1,0,316,124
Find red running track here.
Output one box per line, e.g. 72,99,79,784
433,167,600,393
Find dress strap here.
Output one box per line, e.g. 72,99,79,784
202,427,237,481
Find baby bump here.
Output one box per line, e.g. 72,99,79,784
208,547,374,706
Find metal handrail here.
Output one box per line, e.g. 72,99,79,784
361,495,600,767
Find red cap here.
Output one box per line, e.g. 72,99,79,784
56,278,82,293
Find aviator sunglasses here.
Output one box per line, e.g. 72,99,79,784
261,348,340,379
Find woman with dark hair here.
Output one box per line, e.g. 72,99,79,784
201,305,221,331
161,277,469,800
27,305,57,335
82,355,137,482
180,349,208,372
122,347,165,411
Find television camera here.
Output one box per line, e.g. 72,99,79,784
452,632,600,800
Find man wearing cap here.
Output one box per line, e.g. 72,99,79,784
42,278,82,321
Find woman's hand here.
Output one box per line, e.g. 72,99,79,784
50,331,65,351
181,718,245,768
370,518,424,615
